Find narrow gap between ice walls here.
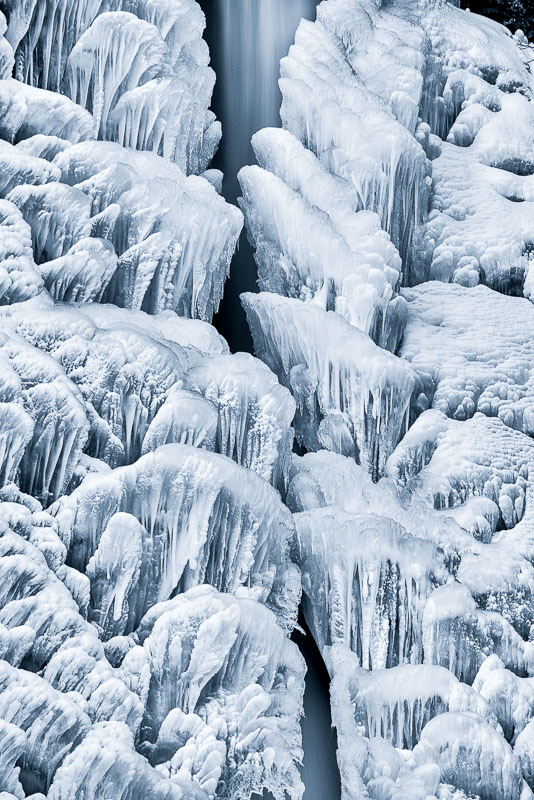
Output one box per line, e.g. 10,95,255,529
199,0,318,353
199,2,342,798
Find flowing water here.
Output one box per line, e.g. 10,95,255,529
199,3,341,798
200,0,317,351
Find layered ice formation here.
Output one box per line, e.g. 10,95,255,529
2,0,534,798
240,0,534,798
0,2,306,799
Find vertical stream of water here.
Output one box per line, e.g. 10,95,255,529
199,3,342,798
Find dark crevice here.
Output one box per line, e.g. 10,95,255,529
200,5,341,799
292,610,342,800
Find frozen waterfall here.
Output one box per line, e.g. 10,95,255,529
199,0,318,350
1,1,534,800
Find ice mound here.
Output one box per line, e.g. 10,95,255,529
0,297,294,491
129,585,305,800
240,131,407,351
295,506,445,669
52,444,300,631
242,291,416,479
0,487,304,799
53,140,243,320
4,0,219,175
409,1,534,296
402,282,534,435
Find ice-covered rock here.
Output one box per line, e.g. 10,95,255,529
240,130,406,351
0,199,43,305
401,282,534,436
129,585,305,800
242,291,416,479
47,720,203,800
416,711,524,800
53,444,300,631
4,0,220,175
54,140,243,320
295,505,445,669
185,352,295,490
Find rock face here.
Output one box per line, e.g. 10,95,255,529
241,0,534,798
2,0,534,799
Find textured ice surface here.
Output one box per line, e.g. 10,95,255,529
4,0,219,175
401,282,534,435
0,3,307,796
239,0,534,798
242,291,416,479
3,0,534,797
52,444,300,630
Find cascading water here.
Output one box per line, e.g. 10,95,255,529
200,3,341,798
200,0,317,351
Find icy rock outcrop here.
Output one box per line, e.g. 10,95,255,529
130,585,305,800
4,0,219,175
242,291,416,479
240,1,534,798
240,131,407,351
53,444,300,632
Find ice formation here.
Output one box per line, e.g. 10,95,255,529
0,2,305,798
239,0,534,798
2,0,534,797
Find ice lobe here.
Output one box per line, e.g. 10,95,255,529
0,79,95,144
278,7,430,271
295,506,445,670
0,298,294,488
54,141,243,321
240,132,406,351
417,711,524,800
47,721,203,800
53,444,300,632
423,584,534,685
185,352,295,490
0,660,91,794
0,199,43,305
4,0,220,175
242,291,416,478
129,585,305,800
66,12,168,138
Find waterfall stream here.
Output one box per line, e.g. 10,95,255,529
199,3,341,798
200,0,317,351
